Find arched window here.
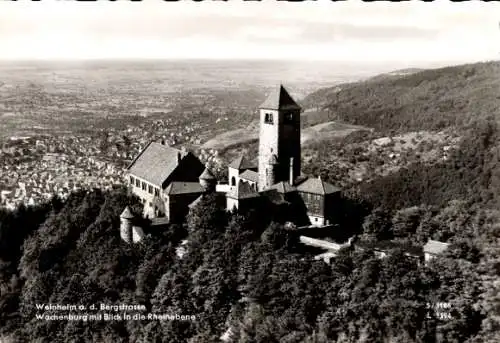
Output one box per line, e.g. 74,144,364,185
264,113,273,124
231,176,236,186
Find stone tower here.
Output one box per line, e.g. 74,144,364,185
264,154,279,190
120,206,135,243
199,166,217,193
258,85,301,191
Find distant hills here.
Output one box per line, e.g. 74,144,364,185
201,119,370,151
204,61,500,152
365,68,424,82
301,61,500,134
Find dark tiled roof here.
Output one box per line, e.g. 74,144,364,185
296,177,341,195
188,194,203,209
226,181,260,200
423,240,450,255
120,206,134,219
260,189,288,205
199,167,216,180
270,181,296,194
260,84,301,111
127,142,186,186
188,193,226,209
228,155,256,170
239,170,259,183
164,182,203,195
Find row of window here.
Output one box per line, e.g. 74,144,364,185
263,112,295,125
300,192,323,202
230,177,257,191
130,176,160,196
300,192,323,215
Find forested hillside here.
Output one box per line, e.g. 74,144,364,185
302,61,500,134
0,187,498,343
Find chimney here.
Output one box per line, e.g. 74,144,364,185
161,139,165,145
289,157,294,185
177,152,182,164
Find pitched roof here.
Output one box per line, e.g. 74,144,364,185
260,84,301,111
120,206,134,219
260,189,288,205
199,167,216,180
270,181,296,194
127,142,187,186
239,170,259,183
164,182,203,196
296,176,341,195
228,155,256,170
226,181,260,200
423,240,450,255
188,194,203,209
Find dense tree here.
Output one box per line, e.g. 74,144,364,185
3,118,500,342
361,207,393,241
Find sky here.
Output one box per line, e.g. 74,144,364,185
1,0,500,65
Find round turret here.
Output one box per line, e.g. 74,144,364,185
199,166,216,193
120,206,134,219
120,206,134,243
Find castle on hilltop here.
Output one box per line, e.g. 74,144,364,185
122,85,341,241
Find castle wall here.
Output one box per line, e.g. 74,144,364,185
129,174,159,208
128,152,205,218
120,218,132,243
226,197,239,212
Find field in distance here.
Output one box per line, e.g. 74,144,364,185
0,59,384,140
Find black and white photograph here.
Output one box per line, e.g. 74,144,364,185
0,0,499,342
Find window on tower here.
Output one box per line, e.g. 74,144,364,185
284,112,294,123
264,113,274,124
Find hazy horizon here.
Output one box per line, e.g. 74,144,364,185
0,58,482,80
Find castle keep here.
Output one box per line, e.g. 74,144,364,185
125,84,340,230
258,85,301,191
